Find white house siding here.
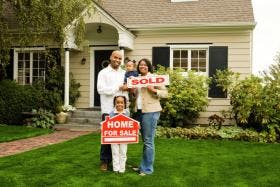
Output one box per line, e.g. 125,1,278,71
68,46,91,108
125,29,253,124
67,29,253,124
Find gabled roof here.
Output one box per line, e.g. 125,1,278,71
98,0,255,29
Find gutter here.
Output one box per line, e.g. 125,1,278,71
126,22,256,31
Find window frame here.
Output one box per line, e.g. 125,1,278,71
169,45,210,76
13,47,46,85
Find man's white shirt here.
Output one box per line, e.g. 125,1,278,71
97,65,128,114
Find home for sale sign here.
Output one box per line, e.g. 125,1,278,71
127,75,169,88
101,114,140,144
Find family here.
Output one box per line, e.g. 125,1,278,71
97,50,168,176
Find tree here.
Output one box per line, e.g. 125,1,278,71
0,0,101,68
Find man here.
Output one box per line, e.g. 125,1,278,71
97,50,127,171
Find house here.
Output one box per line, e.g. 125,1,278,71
5,0,255,124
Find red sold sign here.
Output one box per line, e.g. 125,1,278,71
127,75,169,88
101,114,140,144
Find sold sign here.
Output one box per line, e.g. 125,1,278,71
127,75,169,88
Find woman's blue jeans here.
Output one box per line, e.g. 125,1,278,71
138,111,160,174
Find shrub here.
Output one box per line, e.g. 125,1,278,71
41,60,81,113
156,66,209,127
0,80,44,125
156,126,220,140
156,126,279,143
230,75,264,129
214,54,280,138
261,53,280,129
30,109,55,129
214,70,265,130
208,114,225,130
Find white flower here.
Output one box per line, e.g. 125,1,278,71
61,105,76,112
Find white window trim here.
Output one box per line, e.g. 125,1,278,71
169,45,210,77
13,47,46,84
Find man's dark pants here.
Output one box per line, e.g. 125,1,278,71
100,113,112,163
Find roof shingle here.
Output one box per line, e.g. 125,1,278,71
99,0,255,27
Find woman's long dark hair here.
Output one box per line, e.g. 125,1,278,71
137,58,153,74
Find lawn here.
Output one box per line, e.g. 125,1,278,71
0,133,279,187
0,125,53,143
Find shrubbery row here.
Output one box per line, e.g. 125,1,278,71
0,80,44,124
156,126,280,143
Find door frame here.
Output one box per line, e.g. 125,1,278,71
89,46,119,107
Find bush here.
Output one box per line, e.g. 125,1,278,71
156,66,209,127
262,53,280,130
214,70,266,131
30,109,55,129
156,126,220,140
214,54,280,138
156,126,279,143
42,62,81,113
230,75,264,130
0,80,44,125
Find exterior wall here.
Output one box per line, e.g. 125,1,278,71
68,28,253,124
125,29,253,124
68,46,91,108
68,23,119,108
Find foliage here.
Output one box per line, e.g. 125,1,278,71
261,52,280,128
213,69,240,93
214,53,280,138
230,75,264,128
41,58,81,113
156,66,209,127
208,114,225,130
156,126,279,143
69,73,81,105
42,61,64,113
214,71,264,128
156,126,220,140
30,109,55,129
0,80,44,125
0,0,94,67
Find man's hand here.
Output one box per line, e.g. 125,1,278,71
119,84,128,91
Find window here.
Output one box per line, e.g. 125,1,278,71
171,46,208,75
14,48,46,85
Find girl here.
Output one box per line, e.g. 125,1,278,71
109,95,129,173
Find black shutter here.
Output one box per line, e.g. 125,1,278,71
152,47,170,70
5,49,14,80
208,46,228,98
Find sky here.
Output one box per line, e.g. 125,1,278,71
252,0,280,75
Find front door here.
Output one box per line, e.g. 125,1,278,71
94,50,113,106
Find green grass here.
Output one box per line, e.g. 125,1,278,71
0,125,53,143
0,133,279,187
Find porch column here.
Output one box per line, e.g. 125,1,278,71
119,46,124,65
64,48,70,106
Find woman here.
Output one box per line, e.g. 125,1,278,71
133,58,168,176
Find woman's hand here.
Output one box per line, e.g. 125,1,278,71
147,85,157,94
